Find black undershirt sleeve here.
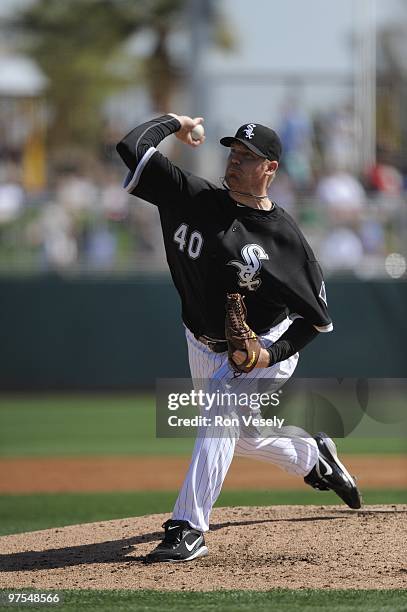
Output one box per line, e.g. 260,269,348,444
116,115,181,170
266,318,319,366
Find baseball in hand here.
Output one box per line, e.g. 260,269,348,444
191,124,205,141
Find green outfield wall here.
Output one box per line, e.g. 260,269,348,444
0,275,406,389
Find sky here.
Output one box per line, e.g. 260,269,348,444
209,0,406,74
209,0,355,74
200,0,406,130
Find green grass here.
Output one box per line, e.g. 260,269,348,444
0,394,193,457
0,489,405,537
331,436,406,454
0,589,406,612
0,394,405,457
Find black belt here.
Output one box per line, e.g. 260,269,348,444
194,334,228,353
193,325,273,353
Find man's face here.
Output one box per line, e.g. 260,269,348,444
225,141,271,193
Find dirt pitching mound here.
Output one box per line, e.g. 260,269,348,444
0,505,406,591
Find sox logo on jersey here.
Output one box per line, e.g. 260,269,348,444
228,243,269,291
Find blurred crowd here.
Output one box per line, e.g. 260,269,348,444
270,101,407,277
0,102,406,278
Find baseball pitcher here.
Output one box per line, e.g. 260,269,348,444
116,114,361,563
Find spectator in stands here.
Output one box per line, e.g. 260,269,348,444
315,163,366,225
279,97,313,189
0,165,24,224
367,147,403,197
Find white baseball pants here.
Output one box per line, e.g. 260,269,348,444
172,318,319,532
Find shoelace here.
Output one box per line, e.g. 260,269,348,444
227,295,245,331
161,520,184,545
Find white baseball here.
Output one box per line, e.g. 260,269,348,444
191,124,205,140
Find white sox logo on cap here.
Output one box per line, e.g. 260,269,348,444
243,124,256,139
228,243,269,291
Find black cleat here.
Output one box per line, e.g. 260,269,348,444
144,519,208,563
304,432,362,509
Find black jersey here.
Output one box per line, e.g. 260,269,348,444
117,115,332,339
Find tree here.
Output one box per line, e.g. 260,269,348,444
11,0,234,153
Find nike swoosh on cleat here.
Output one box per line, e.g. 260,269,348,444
185,535,202,552
319,456,333,476
167,525,180,530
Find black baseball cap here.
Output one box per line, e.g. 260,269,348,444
220,123,282,162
